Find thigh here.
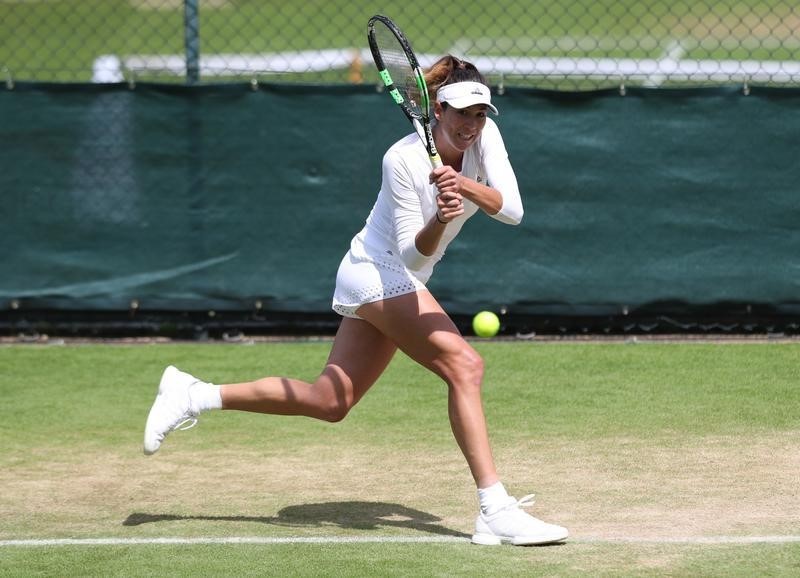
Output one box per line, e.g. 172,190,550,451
357,290,476,378
322,316,398,405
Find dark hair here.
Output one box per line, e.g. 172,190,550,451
424,55,487,100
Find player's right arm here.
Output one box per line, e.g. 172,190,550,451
382,146,449,268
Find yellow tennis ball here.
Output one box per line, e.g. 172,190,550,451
472,311,500,338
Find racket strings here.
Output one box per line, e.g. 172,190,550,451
372,27,423,116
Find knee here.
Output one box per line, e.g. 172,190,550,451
319,400,351,423
313,387,353,423
442,347,485,391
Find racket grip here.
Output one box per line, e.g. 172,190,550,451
429,153,443,169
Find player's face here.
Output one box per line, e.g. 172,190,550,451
436,104,488,152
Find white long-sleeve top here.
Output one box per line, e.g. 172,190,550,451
351,118,523,284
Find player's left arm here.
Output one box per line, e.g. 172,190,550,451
453,118,523,225
433,169,507,219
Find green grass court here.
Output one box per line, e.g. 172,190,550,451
2,339,798,576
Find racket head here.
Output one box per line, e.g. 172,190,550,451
367,15,441,167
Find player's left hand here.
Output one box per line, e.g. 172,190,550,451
430,165,462,195
431,166,464,222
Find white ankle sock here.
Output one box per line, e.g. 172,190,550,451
189,382,222,413
478,481,510,514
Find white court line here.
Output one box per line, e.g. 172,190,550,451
2,535,800,547
0,536,465,547
580,535,800,545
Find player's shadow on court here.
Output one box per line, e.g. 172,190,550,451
124,501,469,538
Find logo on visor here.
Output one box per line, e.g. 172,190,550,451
471,87,484,95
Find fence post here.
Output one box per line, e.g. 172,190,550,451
184,0,200,83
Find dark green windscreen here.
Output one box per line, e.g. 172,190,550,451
2,84,798,317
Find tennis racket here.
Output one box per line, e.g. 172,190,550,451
367,14,442,169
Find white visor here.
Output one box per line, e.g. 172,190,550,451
436,81,499,115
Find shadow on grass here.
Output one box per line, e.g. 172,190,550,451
124,501,470,538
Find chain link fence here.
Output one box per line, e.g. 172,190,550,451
2,0,799,90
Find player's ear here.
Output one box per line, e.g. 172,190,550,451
433,101,444,120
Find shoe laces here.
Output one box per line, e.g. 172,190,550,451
173,416,198,431
172,383,201,431
515,494,536,509
484,494,536,516
499,494,536,513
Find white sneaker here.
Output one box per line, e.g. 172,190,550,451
143,366,201,455
471,494,569,546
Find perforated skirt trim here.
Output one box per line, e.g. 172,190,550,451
331,251,426,319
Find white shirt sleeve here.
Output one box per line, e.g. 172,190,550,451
382,147,431,271
481,119,524,225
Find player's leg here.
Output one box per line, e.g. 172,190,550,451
356,289,497,488
221,317,397,421
357,289,568,546
143,317,397,454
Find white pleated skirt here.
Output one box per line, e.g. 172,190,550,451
331,249,426,319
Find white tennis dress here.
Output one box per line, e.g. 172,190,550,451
332,118,523,318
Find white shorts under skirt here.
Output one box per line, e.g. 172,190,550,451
331,250,427,319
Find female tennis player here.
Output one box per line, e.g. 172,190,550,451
144,55,568,546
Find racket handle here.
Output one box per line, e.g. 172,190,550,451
429,153,443,169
